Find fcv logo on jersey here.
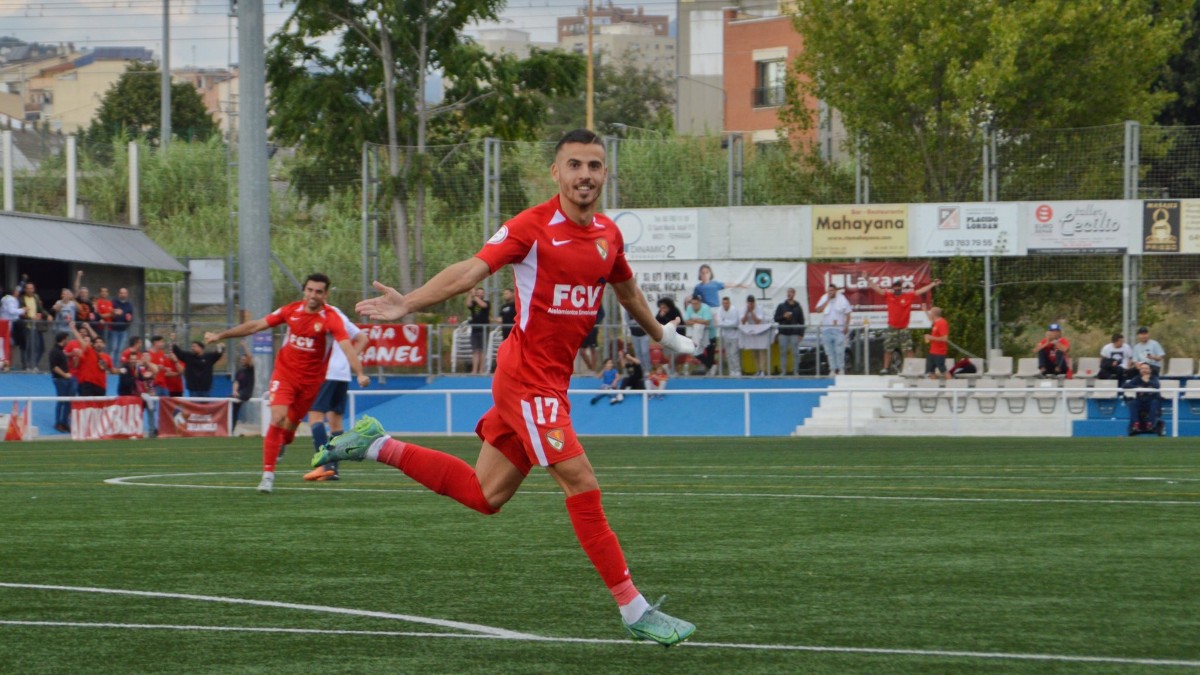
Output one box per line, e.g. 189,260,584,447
552,284,603,308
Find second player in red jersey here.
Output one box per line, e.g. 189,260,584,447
205,273,370,494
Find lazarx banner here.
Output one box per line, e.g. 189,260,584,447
806,261,934,329
358,324,428,367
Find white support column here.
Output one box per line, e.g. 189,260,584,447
128,141,140,225
66,135,77,218
2,130,12,211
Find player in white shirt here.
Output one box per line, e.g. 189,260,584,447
304,305,369,481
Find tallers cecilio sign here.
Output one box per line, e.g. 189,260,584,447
1022,200,1138,254
812,204,908,258
610,209,700,261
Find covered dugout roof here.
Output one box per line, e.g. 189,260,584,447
0,212,187,272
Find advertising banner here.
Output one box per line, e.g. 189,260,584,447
1022,201,1137,254
627,260,807,320
812,204,909,258
1142,200,1181,253
71,396,144,440
358,324,428,367
157,398,230,438
806,262,934,329
910,203,1018,256
610,209,700,261
1183,200,1200,254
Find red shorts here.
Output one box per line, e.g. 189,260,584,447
475,367,585,474
267,377,320,425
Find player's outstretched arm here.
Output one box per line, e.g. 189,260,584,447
337,338,371,388
358,257,490,321
205,318,270,344
612,278,694,353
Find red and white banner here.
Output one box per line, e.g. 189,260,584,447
71,396,145,440
358,324,428,367
806,262,933,329
4,401,28,441
158,398,230,438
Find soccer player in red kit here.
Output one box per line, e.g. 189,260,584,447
205,273,370,494
312,129,698,646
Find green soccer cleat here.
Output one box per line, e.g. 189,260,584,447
311,415,386,468
623,596,695,647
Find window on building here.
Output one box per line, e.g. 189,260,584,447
753,59,786,108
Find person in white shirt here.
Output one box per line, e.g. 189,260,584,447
739,295,770,376
1130,326,1166,376
715,296,742,376
1098,333,1134,381
815,285,853,375
303,305,370,481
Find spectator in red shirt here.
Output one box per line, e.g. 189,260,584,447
923,306,949,379
1035,323,1071,377
68,323,109,397
868,277,941,374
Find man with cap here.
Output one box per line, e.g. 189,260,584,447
1130,326,1166,377
1034,323,1071,377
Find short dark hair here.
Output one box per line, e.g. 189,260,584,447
555,128,603,155
150,335,164,344
1112,333,1123,341
1137,326,1149,334
128,336,141,347
55,331,69,344
192,341,205,350
304,273,331,290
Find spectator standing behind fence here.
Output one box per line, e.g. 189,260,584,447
20,282,48,371
1130,326,1165,376
117,336,142,396
656,297,684,375
1,286,23,367
692,263,747,308
1099,333,1134,382
739,295,770,376
69,323,109,397
73,272,97,333
683,294,716,375
1034,323,1071,377
773,287,806,377
53,289,77,334
231,352,255,425
923,307,949,380
93,287,114,344
716,296,742,376
109,288,134,362
172,337,226,397
815,285,853,376
867,277,941,374
49,332,72,433
498,288,517,340
467,287,490,374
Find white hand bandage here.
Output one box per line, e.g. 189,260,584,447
657,324,696,354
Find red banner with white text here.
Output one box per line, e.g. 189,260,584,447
157,398,230,438
0,320,10,366
806,262,934,329
357,324,428,367
71,396,145,440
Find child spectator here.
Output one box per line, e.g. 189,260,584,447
648,365,669,399
590,358,619,405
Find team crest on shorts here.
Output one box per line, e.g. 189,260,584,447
546,428,565,451
595,239,609,260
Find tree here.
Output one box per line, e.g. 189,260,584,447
541,57,675,140
267,0,582,292
84,61,218,146
785,0,1192,202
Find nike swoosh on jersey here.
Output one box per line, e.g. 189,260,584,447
551,238,572,246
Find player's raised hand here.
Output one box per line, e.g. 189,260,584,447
357,281,409,321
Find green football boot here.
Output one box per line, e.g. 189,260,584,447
311,415,386,467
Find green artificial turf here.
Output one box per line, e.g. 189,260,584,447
0,435,1196,673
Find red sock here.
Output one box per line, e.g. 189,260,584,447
565,489,638,604
283,427,297,446
378,439,498,515
263,425,287,471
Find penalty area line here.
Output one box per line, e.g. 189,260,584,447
1,620,1197,667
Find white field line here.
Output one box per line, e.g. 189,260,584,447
104,472,1200,506
0,619,1198,668
0,582,534,639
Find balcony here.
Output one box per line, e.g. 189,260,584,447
752,85,786,108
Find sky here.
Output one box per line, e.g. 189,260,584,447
0,0,679,69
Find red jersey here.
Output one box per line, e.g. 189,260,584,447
94,298,114,323
164,358,185,395
885,292,916,329
99,352,115,373
929,317,949,356
77,346,106,389
65,339,83,377
264,300,350,385
475,195,634,392
149,349,172,388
